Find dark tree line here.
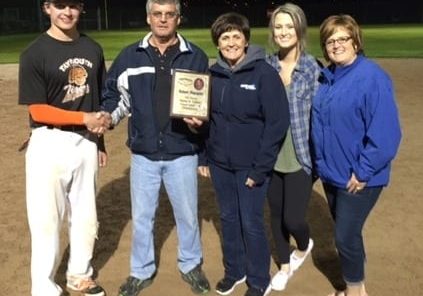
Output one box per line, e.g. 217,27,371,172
0,0,422,33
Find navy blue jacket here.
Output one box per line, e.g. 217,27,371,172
102,33,208,156
205,46,290,184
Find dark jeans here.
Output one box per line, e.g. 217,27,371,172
267,169,312,265
209,163,271,290
323,183,383,284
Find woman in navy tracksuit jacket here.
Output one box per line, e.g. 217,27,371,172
199,13,289,296
312,15,401,296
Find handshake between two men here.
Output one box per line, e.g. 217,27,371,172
83,112,206,136
83,111,113,135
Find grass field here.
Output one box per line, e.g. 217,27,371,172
0,24,422,63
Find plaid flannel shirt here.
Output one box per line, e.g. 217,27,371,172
266,52,321,174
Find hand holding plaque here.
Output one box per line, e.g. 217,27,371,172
170,69,210,121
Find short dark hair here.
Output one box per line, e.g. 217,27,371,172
210,12,250,46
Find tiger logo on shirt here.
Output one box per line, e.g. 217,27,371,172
63,65,90,102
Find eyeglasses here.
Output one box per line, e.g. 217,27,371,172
51,3,83,10
325,36,352,47
150,11,179,20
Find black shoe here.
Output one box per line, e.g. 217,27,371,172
181,265,210,294
117,276,153,296
216,276,246,295
244,285,271,296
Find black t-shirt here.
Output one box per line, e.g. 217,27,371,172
19,33,106,128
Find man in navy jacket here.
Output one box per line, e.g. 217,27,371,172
102,1,210,295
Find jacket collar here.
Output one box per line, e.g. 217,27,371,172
268,52,311,74
211,45,264,74
138,32,191,53
323,54,364,84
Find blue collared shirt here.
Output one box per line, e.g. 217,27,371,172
266,52,321,174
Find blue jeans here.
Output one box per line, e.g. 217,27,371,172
323,183,382,284
209,163,271,290
130,154,202,280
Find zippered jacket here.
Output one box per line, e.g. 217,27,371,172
102,33,208,156
311,55,401,188
206,45,290,184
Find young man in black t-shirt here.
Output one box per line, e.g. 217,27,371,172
18,1,109,295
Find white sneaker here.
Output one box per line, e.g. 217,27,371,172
290,238,314,272
270,269,292,291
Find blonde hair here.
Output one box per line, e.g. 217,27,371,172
268,3,308,53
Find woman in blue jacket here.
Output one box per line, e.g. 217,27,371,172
312,15,401,296
197,12,289,296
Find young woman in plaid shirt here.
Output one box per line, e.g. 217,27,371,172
265,3,321,291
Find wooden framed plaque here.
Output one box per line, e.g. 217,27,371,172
170,69,211,121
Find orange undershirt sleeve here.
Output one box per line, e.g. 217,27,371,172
28,104,85,126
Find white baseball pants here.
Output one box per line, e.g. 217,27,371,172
25,127,99,296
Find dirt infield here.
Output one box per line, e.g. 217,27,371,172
1,59,422,296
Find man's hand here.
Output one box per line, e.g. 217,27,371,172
84,111,112,134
